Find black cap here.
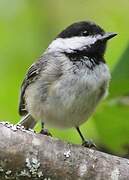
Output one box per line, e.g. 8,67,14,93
57,21,105,38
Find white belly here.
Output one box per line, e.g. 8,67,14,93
26,63,110,128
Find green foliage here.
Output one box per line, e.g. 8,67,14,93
94,101,129,154
0,0,129,155
110,44,129,98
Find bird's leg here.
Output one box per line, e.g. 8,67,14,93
18,114,37,130
40,122,52,136
76,126,96,148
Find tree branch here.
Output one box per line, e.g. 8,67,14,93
0,122,129,180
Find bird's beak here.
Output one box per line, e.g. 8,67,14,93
99,32,117,41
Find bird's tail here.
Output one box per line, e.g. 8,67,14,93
18,114,36,129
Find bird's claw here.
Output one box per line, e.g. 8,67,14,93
40,128,52,137
82,139,96,148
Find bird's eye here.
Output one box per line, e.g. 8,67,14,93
82,31,89,36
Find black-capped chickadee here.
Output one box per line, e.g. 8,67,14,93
18,21,117,147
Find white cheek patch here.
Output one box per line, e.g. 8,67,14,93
47,35,100,53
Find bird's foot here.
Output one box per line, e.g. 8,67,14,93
82,139,96,148
40,128,52,137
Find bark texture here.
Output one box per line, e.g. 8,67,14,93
0,122,129,180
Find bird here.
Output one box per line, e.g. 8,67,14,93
18,21,117,147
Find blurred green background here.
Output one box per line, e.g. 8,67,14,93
0,0,129,156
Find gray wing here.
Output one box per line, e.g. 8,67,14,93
19,53,62,116
19,56,47,116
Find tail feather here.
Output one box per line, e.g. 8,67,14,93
18,114,36,129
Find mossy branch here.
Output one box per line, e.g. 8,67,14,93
0,122,129,180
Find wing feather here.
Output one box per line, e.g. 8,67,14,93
18,53,62,116
19,56,47,116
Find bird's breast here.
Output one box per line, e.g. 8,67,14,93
43,62,110,128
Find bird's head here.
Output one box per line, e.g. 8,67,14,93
48,21,117,58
